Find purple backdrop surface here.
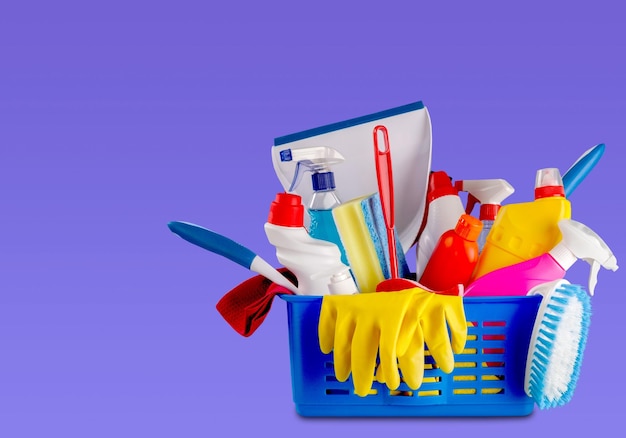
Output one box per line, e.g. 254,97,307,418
1,1,625,437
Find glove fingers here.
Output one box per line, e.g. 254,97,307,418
445,298,468,354
351,325,380,397
380,306,421,389
318,299,337,354
398,322,425,390
379,323,402,391
396,309,420,357
333,313,356,382
423,307,455,374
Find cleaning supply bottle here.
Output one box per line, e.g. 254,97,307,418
465,218,618,297
454,179,515,252
264,192,356,296
416,171,466,278
328,269,359,295
419,214,483,291
279,146,348,266
471,168,572,281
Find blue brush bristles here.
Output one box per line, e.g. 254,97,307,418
525,282,592,409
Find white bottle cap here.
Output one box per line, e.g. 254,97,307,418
535,168,566,199
535,168,563,188
328,269,359,295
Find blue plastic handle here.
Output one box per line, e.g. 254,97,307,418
562,144,605,197
168,221,256,269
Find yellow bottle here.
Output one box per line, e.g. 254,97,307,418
471,168,571,281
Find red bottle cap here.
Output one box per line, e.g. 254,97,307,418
455,214,483,241
267,192,304,227
479,204,500,221
534,168,565,199
535,185,565,199
427,171,458,202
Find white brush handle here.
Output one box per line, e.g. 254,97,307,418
251,256,299,294
524,279,570,396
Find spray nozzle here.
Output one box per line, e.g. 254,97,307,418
454,179,515,220
550,219,618,296
279,146,345,192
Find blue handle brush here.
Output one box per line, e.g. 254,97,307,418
562,143,605,197
168,221,299,294
524,279,592,409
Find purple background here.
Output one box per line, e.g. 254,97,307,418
1,1,624,436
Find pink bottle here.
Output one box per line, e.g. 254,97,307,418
419,214,483,291
464,219,618,297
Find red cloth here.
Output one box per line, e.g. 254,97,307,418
216,268,297,337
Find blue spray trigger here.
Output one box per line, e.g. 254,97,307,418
289,160,311,192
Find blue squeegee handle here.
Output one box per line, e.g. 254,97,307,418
167,221,256,269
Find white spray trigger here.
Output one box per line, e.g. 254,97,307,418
588,260,599,296
279,146,345,192
454,179,515,220
457,179,515,205
584,254,618,296
557,219,618,296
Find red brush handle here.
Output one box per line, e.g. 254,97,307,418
373,125,399,279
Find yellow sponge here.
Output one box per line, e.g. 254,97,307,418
332,194,385,293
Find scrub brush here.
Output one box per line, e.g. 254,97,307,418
524,279,592,409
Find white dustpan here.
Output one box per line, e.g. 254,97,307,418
271,101,432,253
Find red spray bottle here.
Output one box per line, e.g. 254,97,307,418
419,214,483,291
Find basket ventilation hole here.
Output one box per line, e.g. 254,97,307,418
418,390,441,397
325,389,349,395
389,390,413,397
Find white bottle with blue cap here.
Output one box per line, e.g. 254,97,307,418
279,146,349,266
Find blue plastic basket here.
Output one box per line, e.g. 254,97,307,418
280,294,542,417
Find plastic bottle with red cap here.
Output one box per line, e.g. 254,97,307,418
471,168,572,281
415,171,466,278
264,192,356,296
419,214,483,291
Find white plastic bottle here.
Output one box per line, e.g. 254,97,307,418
264,192,357,296
454,179,515,252
416,171,466,278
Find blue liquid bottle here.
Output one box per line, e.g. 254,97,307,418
280,146,349,266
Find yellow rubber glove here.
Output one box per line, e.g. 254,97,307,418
376,289,467,389
319,287,467,397
318,290,421,396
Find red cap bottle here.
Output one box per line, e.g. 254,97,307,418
418,214,483,291
267,192,304,227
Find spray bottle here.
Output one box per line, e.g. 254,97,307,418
264,192,356,296
454,179,515,251
471,168,572,281
465,218,618,297
279,146,348,266
416,171,466,278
